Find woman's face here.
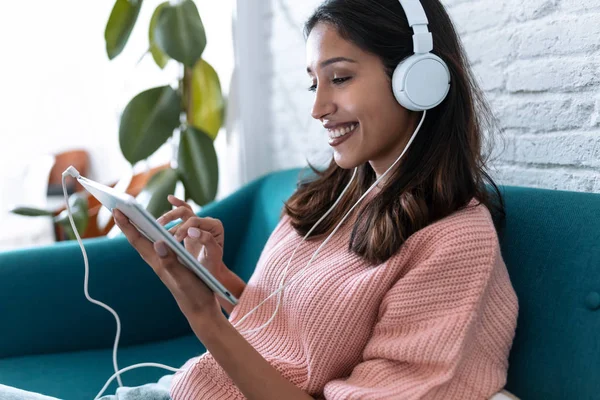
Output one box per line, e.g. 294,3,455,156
306,22,419,179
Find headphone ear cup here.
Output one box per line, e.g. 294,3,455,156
392,53,451,111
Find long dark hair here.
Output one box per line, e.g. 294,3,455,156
283,0,506,265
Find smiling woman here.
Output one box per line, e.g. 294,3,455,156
288,0,504,265
168,0,518,399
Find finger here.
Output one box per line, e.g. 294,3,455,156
168,195,193,210
154,240,174,261
153,241,184,282
157,206,189,225
182,229,206,261
157,205,194,226
154,241,201,286
188,228,222,260
173,217,224,247
182,227,221,268
168,226,184,243
113,210,156,260
167,223,192,240
173,217,199,242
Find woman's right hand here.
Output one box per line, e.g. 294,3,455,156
157,195,228,281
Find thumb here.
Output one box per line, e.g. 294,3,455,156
187,227,222,262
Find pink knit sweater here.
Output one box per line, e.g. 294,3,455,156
170,192,518,399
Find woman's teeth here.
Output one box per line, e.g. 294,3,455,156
328,123,358,138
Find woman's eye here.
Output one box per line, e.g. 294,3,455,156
307,77,351,92
332,77,351,85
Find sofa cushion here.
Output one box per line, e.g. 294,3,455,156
0,335,204,400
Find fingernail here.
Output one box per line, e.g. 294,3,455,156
155,242,168,258
157,217,164,225
188,228,201,238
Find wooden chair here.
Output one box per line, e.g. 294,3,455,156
49,150,169,240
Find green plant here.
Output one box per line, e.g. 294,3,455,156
107,0,224,217
11,0,223,240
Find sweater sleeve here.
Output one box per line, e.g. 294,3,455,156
322,219,516,400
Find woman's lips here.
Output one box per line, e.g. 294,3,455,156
328,123,358,147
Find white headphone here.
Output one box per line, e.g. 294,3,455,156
392,0,451,111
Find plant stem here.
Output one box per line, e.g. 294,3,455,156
173,63,192,168
182,64,192,116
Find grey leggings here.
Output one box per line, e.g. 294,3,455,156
0,375,173,400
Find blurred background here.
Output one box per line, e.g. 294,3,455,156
1,0,599,251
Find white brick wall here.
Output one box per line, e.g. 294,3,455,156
265,0,600,192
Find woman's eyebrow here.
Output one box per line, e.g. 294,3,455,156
306,57,357,73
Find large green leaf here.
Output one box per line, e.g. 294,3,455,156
189,59,224,140
154,0,206,68
149,2,170,69
119,86,181,164
11,207,54,217
54,193,89,240
136,168,179,218
178,127,218,206
105,0,143,60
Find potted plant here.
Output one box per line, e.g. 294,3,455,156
12,0,224,239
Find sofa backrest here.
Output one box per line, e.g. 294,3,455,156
495,185,600,400
242,169,600,400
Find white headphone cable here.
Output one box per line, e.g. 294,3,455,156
234,166,359,333
234,110,427,335
93,362,180,400
61,109,425,398
60,164,356,397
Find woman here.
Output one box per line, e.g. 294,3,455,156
2,0,518,399
132,0,518,398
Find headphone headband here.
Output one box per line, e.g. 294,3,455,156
399,0,429,26
399,0,433,53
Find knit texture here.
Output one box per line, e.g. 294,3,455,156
170,191,518,399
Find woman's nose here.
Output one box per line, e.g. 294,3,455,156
311,88,336,120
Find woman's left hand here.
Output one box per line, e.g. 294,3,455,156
113,209,223,325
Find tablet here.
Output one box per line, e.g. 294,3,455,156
76,174,239,306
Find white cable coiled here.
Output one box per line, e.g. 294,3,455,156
61,172,184,400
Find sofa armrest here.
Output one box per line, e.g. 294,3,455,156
0,178,263,360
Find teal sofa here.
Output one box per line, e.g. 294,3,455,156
1,168,599,399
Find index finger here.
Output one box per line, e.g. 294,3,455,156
173,217,224,244
157,205,195,226
168,195,193,210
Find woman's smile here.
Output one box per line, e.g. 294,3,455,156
326,122,359,146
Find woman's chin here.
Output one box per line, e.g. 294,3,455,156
333,153,360,170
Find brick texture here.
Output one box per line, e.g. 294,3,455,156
265,0,600,193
